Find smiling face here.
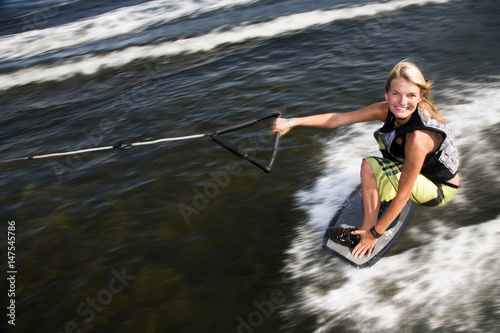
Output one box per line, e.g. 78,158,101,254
385,77,422,123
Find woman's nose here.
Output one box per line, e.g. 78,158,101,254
399,95,407,105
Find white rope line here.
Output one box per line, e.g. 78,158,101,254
31,146,115,159
129,134,207,146
1,133,209,163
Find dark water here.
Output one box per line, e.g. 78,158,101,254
1,0,499,332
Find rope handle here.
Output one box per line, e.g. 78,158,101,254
209,112,281,173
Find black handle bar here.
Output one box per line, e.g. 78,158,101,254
209,112,281,173
210,112,282,135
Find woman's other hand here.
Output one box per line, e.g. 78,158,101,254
351,229,378,258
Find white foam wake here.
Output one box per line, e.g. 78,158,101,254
0,0,457,90
440,78,500,143
284,218,500,333
0,0,255,62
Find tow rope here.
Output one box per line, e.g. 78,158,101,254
1,112,282,173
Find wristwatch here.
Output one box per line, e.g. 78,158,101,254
286,118,294,128
370,226,382,238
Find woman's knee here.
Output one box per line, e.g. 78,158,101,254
360,159,375,179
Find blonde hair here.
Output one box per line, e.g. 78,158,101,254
384,60,447,122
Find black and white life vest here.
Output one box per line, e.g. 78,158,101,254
376,106,460,183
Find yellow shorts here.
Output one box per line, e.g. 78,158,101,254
364,156,459,207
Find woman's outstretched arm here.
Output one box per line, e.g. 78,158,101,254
272,101,388,135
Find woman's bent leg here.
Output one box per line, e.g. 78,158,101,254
360,159,380,230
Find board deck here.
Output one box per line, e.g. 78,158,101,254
322,184,414,268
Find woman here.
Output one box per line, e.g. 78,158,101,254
273,60,460,258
